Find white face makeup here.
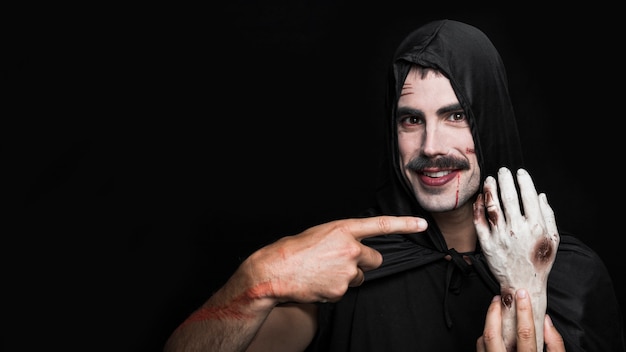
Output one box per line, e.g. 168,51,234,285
396,67,480,213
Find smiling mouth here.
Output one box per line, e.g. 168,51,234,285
417,169,459,187
422,170,453,178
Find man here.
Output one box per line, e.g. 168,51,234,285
164,20,625,351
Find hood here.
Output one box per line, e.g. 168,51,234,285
364,19,523,279
375,19,523,223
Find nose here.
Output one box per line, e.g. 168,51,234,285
421,124,450,157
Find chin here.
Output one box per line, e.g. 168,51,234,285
419,202,459,213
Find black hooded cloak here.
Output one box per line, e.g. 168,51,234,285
306,19,625,351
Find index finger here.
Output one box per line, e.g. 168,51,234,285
348,216,428,241
514,289,538,351
480,295,505,351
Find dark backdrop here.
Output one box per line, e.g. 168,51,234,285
8,3,623,351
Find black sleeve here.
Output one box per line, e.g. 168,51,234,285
547,234,626,352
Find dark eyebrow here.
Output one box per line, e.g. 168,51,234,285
436,103,464,116
396,107,423,118
396,103,464,120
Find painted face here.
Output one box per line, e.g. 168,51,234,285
396,67,480,212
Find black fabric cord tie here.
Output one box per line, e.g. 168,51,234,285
443,248,473,328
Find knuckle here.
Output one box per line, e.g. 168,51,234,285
517,326,534,340
377,216,393,233
501,193,516,204
481,328,499,343
327,282,349,298
345,265,360,278
344,242,362,258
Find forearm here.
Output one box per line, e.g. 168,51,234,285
163,215,410,351
499,283,548,352
164,258,279,352
163,312,267,352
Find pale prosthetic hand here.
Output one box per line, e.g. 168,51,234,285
474,167,560,352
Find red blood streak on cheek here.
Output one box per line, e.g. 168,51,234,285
454,173,460,208
180,282,275,327
455,146,474,209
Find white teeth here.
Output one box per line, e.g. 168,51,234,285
423,170,451,177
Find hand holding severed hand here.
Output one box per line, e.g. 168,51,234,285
474,167,560,352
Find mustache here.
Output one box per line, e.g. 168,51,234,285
406,156,470,172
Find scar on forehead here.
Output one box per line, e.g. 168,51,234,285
399,82,414,96
466,148,475,154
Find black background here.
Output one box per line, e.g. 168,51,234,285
7,2,624,351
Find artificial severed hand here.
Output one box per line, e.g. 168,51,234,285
473,167,560,352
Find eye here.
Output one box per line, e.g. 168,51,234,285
399,115,424,126
448,111,467,122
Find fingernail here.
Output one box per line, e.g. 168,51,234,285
545,314,554,326
517,289,527,298
492,295,501,302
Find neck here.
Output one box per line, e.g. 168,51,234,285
431,202,477,253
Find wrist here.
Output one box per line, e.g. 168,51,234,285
499,283,545,309
499,285,516,308
237,250,282,304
